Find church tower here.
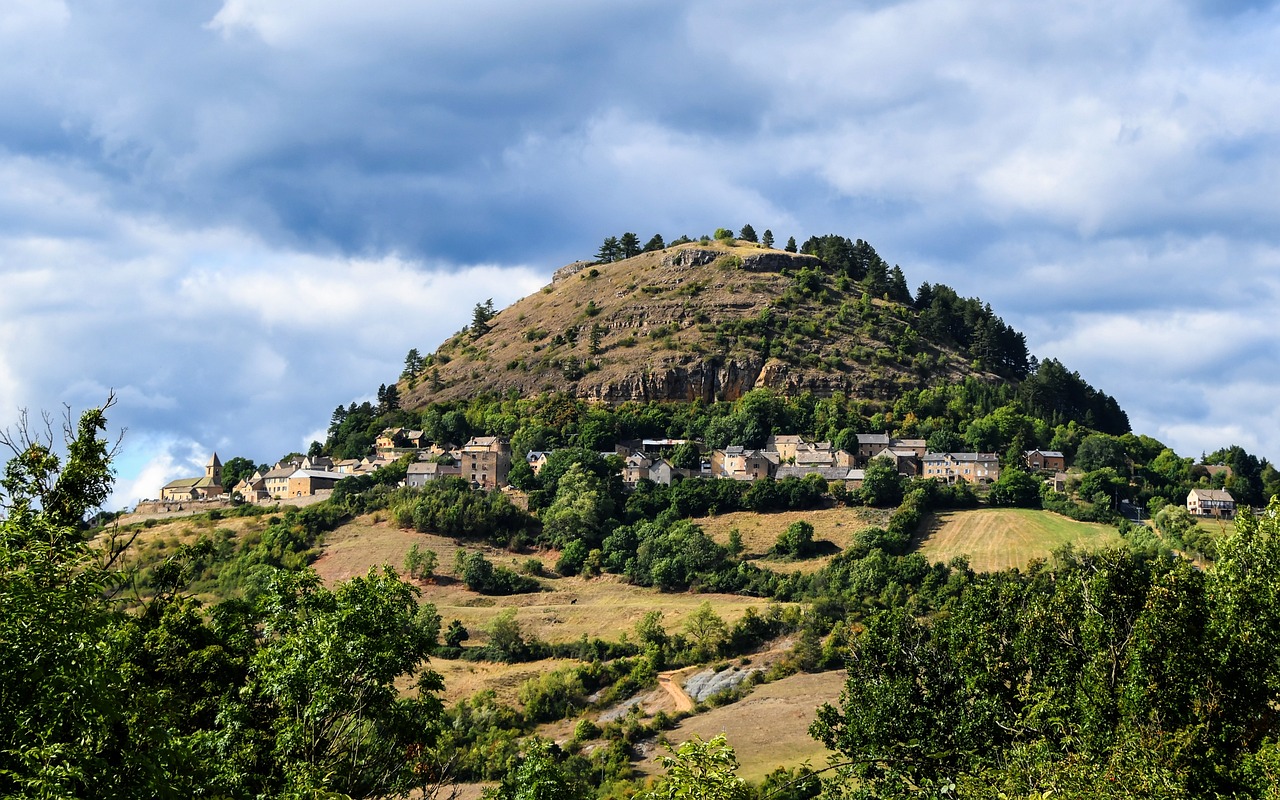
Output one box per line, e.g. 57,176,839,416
206,452,223,486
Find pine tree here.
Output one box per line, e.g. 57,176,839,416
762,229,774,248
596,236,622,263
471,299,495,337
643,233,666,252
785,236,797,253
401,348,424,380
619,232,641,259
888,265,912,304
739,224,758,243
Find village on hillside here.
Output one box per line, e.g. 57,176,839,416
148,429,1238,521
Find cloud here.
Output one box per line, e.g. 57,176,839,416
3,0,1280,507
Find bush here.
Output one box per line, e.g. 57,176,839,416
460,552,541,595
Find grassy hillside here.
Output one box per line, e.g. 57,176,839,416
697,506,893,572
916,508,1125,573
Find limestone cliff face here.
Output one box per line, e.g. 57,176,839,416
579,355,766,403
576,354,905,404
400,241,977,409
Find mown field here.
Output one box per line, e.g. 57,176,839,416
916,508,1125,573
697,506,893,572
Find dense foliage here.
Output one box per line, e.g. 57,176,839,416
0,403,446,800
813,501,1280,798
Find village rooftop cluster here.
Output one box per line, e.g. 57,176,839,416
152,427,1240,521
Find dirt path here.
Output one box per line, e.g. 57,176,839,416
657,670,695,714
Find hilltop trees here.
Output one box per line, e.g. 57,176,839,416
596,232,650,262
472,298,497,337
596,236,621,263
402,347,425,381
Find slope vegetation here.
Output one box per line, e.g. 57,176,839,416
402,240,989,407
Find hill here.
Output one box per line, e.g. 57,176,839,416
402,238,1015,408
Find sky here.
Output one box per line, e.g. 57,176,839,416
1,0,1278,510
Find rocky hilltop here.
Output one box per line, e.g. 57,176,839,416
401,240,997,409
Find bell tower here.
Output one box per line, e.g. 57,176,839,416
206,452,223,486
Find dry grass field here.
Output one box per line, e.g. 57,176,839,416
697,506,892,573
428,657,584,706
315,516,784,646
634,669,846,784
917,508,1125,573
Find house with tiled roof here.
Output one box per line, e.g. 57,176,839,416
1187,487,1235,518
406,461,463,487
871,447,923,477
1025,449,1066,472
286,469,345,498
922,452,1001,485
712,447,775,481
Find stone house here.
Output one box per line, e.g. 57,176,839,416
1187,487,1235,518
406,461,463,488
765,434,807,463
855,434,891,463
711,447,775,481
871,447,923,477
526,451,551,475
286,469,344,498
922,452,1001,485
462,436,512,490
234,470,269,503
622,454,652,488
1025,449,1067,472
262,465,295,499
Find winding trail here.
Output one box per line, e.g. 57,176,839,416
657,670,695,714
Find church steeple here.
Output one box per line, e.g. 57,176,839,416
206,452,222,485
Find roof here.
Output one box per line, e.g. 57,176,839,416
856,433,891,445
766,434,805,445
263,466,295,479
464,436,503,448
775,465,849,480
1189,488,1234,502
924,452,1000,462
408,462,460,475
162,478,201,490
289,469,345,481
1026,449,1065,458
795,450,835,464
